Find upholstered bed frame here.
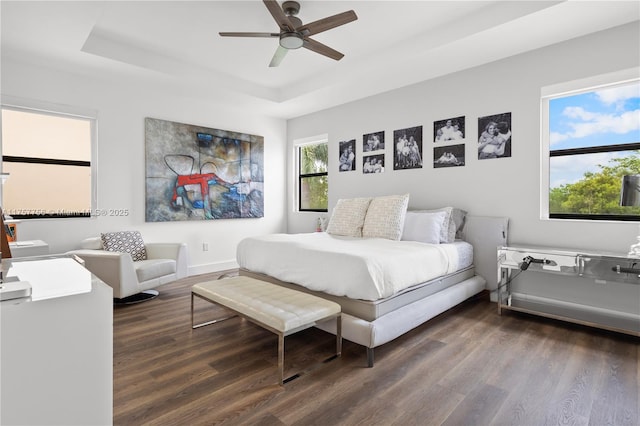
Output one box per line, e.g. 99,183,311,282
240,215,509,366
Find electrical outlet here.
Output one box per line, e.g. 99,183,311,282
203,242,209,251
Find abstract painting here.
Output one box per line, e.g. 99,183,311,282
145,118,264,222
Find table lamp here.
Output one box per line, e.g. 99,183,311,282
620,174,640,257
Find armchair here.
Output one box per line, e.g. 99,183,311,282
68,235,188,304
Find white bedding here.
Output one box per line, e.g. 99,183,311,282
236,232,472,301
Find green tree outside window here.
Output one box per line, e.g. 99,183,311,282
299,143,328,211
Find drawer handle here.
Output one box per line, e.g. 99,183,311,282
612,265,640,274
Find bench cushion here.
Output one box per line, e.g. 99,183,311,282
192,276,340,333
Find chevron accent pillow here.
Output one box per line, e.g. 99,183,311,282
101,231,147,261
326,197,372,237
362,193,410,240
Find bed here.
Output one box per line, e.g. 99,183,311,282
237,195,509,366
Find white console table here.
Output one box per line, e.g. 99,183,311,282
498,245,640,336
0,255,113,425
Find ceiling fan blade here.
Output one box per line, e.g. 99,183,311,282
297,10,357,36
302,38,344,61
219,32,279,38
269,45,288,67
263,0,295,31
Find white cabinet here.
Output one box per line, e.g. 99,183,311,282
0,255,113,425
8,239,50,257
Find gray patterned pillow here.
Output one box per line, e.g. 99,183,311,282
101,231,147,261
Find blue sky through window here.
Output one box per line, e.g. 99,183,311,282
549,80,640,189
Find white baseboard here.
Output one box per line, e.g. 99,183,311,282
187,260,238,277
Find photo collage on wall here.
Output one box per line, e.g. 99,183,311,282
433,116,466,168
336,111,512,172
477,112,512,160
393,126,423,170
338,139,356,172
363,131,385,174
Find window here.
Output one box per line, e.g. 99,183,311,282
542,74,640,221
297,140,328,212
1,106,95,219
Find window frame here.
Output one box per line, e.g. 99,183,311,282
1,98,98,219
295,136,328,213
540,69,640,222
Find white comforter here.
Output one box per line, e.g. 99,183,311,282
236,233,463,301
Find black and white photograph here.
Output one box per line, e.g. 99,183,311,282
478,112,512,160
363,131,385,152
363,154,384,173
338,139,356,171
434,116,465,142
434,144,465,168
393,126,423,170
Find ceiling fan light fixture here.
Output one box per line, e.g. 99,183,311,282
280,32,303,49
221,1,357,66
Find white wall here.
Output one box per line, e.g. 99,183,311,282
287,22,639,255
2,22,638,272
1,61,288,274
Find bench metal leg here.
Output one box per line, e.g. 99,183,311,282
278,333,285,385
367,347,374,368
336,314,342,356
281,315,342,386
192,289,342,385
191,292,236,329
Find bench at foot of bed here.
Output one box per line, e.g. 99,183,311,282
191,276,342,385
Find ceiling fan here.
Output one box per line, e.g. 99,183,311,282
219,0,358,67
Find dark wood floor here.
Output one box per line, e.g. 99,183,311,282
114,271,639,425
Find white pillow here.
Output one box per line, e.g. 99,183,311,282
362,194,410,240
401,210,448,244
326,197,372,237
411,207,455,243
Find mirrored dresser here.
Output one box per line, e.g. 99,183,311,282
498,245,640,336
